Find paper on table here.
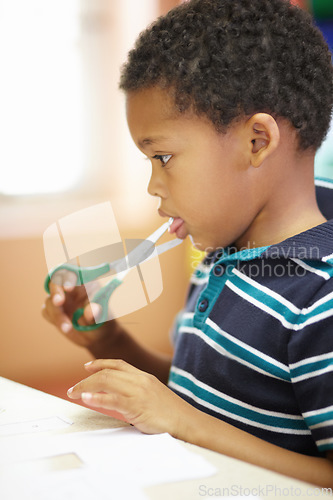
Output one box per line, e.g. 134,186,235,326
54,426,217,487
0,466,148,500
0,416,73,436
1,426,216,489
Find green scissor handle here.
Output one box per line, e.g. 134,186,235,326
72,278,122,331
44,262,111,295
44,219,180,332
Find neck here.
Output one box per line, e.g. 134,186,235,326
235,152,326,250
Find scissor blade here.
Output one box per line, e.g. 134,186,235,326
154,238,183,257
117,238,183,281
123,218,173,269
145,218,174,244
131,237,183,266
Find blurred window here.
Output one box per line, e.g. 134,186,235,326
0,0,84,195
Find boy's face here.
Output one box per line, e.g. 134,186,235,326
126,86,262,252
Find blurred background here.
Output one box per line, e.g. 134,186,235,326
0,0,332,405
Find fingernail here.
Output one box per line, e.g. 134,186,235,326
81,392,92,402
67,386,74,395
64,282,74,291
61,322,71,334
53,294,62,305
84,361,93,367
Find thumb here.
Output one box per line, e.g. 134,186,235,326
83,302,103,325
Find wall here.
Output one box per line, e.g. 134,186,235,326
0,0,184,402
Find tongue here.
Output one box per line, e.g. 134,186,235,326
169,217,184,234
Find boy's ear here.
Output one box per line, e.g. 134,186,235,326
246,113,280,168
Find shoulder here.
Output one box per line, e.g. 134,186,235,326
215,223,333,336
261,219,333,302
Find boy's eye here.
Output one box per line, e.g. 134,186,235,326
152,154,172,167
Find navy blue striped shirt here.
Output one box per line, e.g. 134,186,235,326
168,179,333,457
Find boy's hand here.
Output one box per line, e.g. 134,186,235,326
41,270,110,348
67,359,191,436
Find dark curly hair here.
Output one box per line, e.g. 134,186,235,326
119,0,333,151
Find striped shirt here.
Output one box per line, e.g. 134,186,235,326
168,179,333,457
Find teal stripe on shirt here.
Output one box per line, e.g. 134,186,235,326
298,260,333,278
317,438,333,453
205,319,291,381
169,368,309,433
229,271,333,328
290,357,333,380
178,313,290,381
305,410,333,428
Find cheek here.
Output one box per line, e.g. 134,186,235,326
167,149,243,219
172,181,205,217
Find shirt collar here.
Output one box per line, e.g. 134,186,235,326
262,219,333,262
205,220,333,265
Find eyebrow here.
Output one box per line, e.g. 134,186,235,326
138,136,167,149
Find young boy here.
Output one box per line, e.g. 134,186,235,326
43,0,333,487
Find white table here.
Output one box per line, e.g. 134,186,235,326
0,377,327,499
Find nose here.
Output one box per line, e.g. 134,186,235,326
147,166,167,199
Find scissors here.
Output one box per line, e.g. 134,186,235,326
44,218,183,331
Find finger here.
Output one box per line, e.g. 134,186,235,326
48,281,66,306
84,359,140,375
62,270,78,292
67,367,136,399
81,392,127,413
82,302,102,325
49,270,78,290
49,269,66,287
43,296,73,334
48,271,78,303
74,302,101,328
42,302,72,333
41,303,51,323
